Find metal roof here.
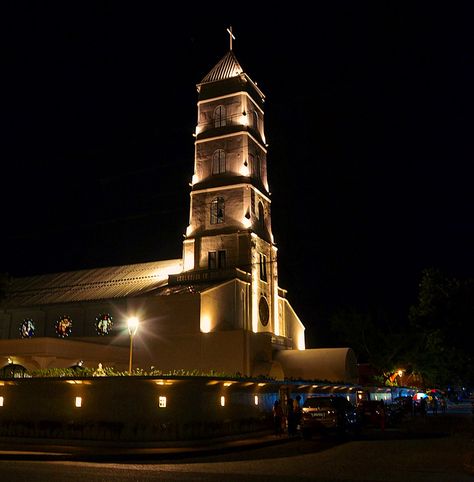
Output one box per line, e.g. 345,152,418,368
3,259,183,307
200,50,244,84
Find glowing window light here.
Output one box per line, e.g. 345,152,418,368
75,397,82,408
0,396,4,407
254,395,259,406
159,396,167,408
220,396,225,407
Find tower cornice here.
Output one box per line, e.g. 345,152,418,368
195,131,267,154
190,182,271,203
197,91,264,115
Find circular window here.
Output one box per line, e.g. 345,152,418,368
55,315,72,338
19,318,35,338
95,313,113,336
259,296,270,326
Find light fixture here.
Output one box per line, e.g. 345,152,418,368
127,317,139,374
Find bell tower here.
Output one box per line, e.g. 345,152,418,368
181,31,285,338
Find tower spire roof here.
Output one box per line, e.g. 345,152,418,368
199,50,244,84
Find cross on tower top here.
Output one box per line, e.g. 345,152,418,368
226,26,235,51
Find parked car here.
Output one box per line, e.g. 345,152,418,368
300,396,360,438
357,400,387,428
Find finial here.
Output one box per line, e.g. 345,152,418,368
227,26,235,51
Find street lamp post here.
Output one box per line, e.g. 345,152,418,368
127,317,139,374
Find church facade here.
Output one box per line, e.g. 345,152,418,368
0,45,357,384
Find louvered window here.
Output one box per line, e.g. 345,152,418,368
210,197,225,224
214,105,226,127
212,149,226,174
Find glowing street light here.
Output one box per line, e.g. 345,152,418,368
127,317,139,374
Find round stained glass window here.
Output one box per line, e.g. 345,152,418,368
55,315,72,338
19,318,35,338
95,313,113,336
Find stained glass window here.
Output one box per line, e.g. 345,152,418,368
19,318,35,338
56,315,72,338
95,313,113,336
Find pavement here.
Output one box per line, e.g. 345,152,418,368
0,429,292,461
0,404,472,475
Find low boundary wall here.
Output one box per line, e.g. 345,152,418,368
0,376,360,441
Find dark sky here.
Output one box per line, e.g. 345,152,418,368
2,3,473,347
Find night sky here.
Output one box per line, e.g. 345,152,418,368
3,3,473,347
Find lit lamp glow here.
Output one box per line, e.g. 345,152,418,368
242,215,252,229
297,331,306,350
239,162,250,177
127,317,139,374
200,315,211,333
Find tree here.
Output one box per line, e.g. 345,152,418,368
408,268,474,387
330,307,406,383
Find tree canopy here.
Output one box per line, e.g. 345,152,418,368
408,268,474,387
330,268,474,389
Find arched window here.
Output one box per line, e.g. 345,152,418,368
259,254,268,282
210,197,225,224
214,105,226,128
258,202,265,230
252,110,259,130
249,153,255,176
212,149,226,174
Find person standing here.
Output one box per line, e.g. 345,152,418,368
440,397,447,414
420,397,427,418
287,397,296,437
273,400,284,436
293,395,302,432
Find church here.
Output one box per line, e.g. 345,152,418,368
0,34,358,384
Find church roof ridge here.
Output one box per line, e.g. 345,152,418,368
199,50,244,84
